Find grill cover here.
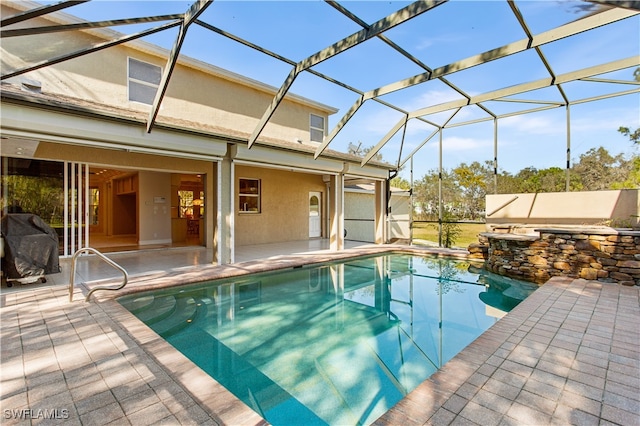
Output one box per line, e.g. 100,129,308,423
1,213,60,279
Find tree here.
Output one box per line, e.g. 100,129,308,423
619,126,640,145
347,142,364,156
573,147,634,191
495,170,522,194
390,176,410,190
347,142,384,162
513,166,579,193
514,167,541,193
610,156,640,189
348,141,409,189
413,168,460,221
437,210,462,248
1,175,64,225
538,167,570,192
452,161,490,220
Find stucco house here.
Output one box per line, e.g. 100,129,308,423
0,1,397,264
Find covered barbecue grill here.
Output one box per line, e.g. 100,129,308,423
1,213,60,287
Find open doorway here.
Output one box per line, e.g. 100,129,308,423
171,173,205,246
89,170,206,252
88,168,139,252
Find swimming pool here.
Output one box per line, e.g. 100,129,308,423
118,253,537,425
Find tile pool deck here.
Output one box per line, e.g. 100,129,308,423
1,243,638,425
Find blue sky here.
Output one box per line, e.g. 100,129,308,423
47,1,640,179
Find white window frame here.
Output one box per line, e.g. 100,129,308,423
239,178,261,214
310,114,325,143
127,57,161,105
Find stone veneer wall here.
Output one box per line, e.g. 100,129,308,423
468,228,640,286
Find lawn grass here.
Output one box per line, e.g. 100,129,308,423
412,222,486,249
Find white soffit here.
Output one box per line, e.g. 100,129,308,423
0,136,39,158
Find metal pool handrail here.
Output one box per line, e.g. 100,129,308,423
68,247,129,302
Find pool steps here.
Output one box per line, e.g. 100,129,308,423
135,295,176,323
122,294,200,337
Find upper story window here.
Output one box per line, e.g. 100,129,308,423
310,114,325,143
128,58,161,105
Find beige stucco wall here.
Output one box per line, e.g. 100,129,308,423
486,190,640,228
234,165,326,246
0,2,334,147
138,171,172,245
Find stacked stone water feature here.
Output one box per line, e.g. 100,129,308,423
469,228,640,286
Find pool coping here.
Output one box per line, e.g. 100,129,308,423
91,245,469,300
87,245,639,425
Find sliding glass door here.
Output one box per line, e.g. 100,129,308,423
1,157,89,257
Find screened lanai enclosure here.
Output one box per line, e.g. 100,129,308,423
1,0,639,249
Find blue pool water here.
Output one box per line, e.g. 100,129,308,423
118,253,537,425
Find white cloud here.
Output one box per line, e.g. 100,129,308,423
400,89,468,112
499,102,639,138
359,110,406,135
571,108,640,134
499,114,564,135
422,136,492,152
415,38,435,51
414,34,466,52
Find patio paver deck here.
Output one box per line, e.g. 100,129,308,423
377,275,640,425
1,245,638,425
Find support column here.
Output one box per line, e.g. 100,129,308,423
215,146,235,264
329,173,344,251
410,156,414,246
205,163,216,257
374,180,386,244
566,105,571,192
438,129,443,247
493,118,498,194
